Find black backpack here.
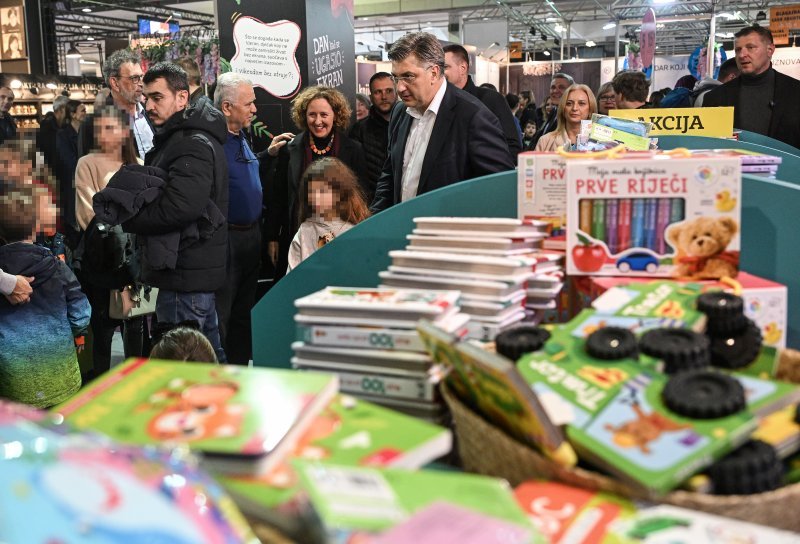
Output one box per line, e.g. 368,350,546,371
72,217,138,289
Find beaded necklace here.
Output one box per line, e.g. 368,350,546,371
310,132,334,155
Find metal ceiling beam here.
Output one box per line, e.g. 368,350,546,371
53,10,137,28
71,0,214,24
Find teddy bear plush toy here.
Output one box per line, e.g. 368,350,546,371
667,216,740,279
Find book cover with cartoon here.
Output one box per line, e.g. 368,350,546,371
417,320,576,468
219,395,452,514
566,372,755,495
53,359,338,466
0,401,256,544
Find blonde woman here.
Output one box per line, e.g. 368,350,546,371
535,84,597,152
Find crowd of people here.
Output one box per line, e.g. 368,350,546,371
0,24,797,408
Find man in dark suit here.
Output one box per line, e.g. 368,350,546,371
703,25,800,149
370,32,514,213
530,72,573,149
443,44,521,156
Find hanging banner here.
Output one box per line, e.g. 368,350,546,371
610,107,734,137
641,8,657,70
770,4,800,46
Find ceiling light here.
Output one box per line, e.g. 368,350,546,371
653,0,674,3
9,79,22,89
87,36,95,41
656,23,665,29
541,33,547,41
81,7,92,12
362,17,369,20
81,24,90,29
756,11,767,21
554,23,564,32
585,40,596,47
46,82,58,90
66,45,82,58
543,50,551,56
603,22,616,30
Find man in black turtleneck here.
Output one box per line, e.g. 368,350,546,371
704,25,800,149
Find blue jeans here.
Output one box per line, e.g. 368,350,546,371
156,290,227,363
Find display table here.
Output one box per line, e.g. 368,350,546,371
252,146,800,367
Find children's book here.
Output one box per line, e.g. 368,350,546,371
291,341,433,372
387,264,534,283
294,308,466,331
413,216,548,237
294,287,460,321
389,250,536,277
53,359,339,477
293,462,541,543
516,342,756,495
0,401,257,544
611,505,800,543
291,361,440,403
514,480,638,543
379,270,525,298
417,321,576,467
371,501,535,544
218,396,451,521
406,234,542,255
296,320,468,352
514,480,800,544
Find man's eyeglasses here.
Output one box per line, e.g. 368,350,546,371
114,75,143,84
390,65,435,85
599,95,616,101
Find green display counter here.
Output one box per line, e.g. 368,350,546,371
251,172,517,368
658,134,800,184
737,129,800,157
251,167,800,367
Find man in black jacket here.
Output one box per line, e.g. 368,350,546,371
443,44,521,156
370,33,514,213
703,25,800,149
0,86,16,144
350,72,396,200
122,62,230,362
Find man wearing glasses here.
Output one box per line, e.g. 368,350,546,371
370,32,514,213
212,72,262,365
103,49,154,158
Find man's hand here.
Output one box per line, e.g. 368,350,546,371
268,241,279,266
4,275,34,305
267,132,295,157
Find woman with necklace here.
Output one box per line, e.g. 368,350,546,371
535,84,597,152
262,86,366,280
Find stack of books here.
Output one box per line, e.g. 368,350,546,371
291,286,468,422
378,217,565,338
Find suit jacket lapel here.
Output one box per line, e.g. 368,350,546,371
418,83,456,194
392,109,413,204
768,71,782,137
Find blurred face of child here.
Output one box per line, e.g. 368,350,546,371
36,191,57,237
0,148,32,185
309,179,337,220
95,115,127,154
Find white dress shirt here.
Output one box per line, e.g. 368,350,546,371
401,79,447,202
132,102,154,159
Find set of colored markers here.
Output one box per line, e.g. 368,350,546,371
578,198,686,255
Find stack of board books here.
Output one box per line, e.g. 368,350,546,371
378,217,565,340
291,286,468,422
0,400,257,543
692,148,782,179
52,358,339,478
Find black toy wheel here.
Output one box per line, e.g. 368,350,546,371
709,319,763,370
697,291,748,336
708,440,784,495
639,328,710,374
495,326,551,361
585,327,638,360
662,369,746,419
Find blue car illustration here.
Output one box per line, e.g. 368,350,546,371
617,251,659,273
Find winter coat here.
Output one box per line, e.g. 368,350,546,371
350,106,390,201
0,243,90,408
121,97,229,292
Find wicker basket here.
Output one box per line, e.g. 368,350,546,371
443,348,800,532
